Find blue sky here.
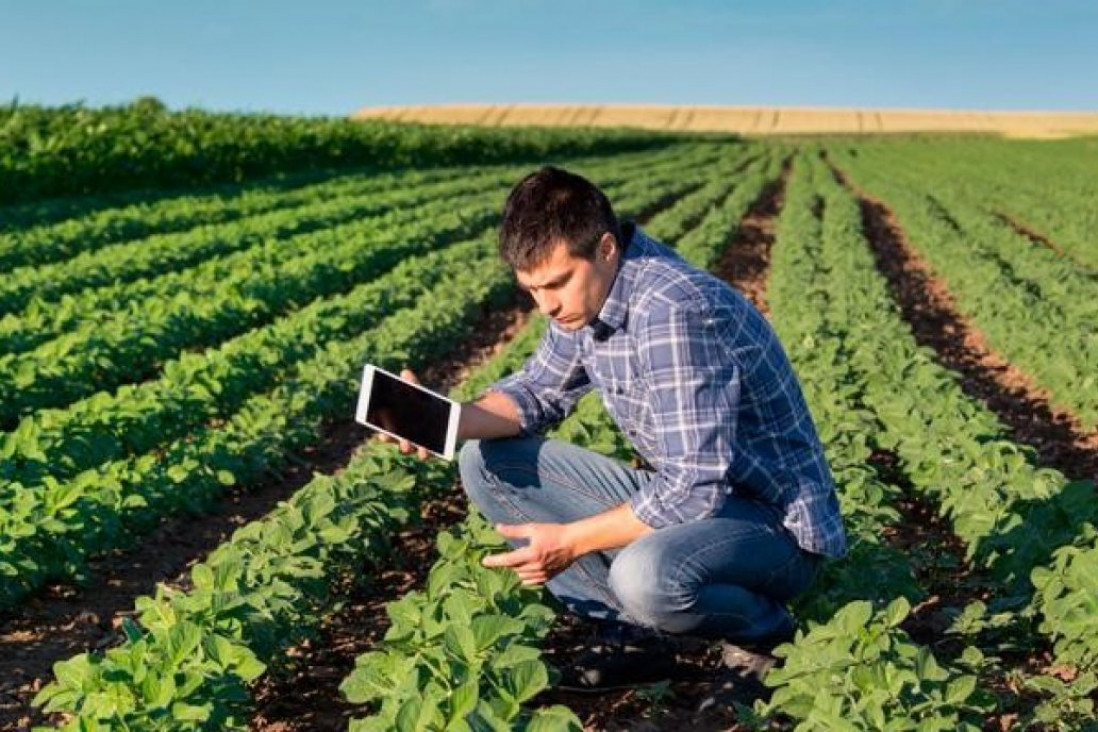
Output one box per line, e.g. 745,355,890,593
3,0,1096,116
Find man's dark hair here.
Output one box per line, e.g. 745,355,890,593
499,166,622,271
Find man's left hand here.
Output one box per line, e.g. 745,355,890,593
482,522,577,586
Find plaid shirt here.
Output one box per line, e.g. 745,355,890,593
492,224,847,558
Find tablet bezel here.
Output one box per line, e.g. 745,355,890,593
355,364,462,460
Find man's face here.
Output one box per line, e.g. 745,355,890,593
515,234,619,332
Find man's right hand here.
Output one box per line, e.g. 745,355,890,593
373,368,432,461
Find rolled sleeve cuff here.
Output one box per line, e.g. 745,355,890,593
630,492,669,529
629,476,725,530
487,377,542,435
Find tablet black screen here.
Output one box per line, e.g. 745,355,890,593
365,369,452,455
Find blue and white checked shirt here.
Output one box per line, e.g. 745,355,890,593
492,224,847,558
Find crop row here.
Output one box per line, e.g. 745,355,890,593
33,321,533,729
0,142,710,279
839,144,1098,313
0,235,504,610
0,143,723,355
790,151,1098,727
0,156,728,611
0,159,551,317
28,157,744,729
830,146,1098,431
0,161,474,274
749,153,1010,729
0,148,721,490
0,189,503,426
835,138,1098,270
886,141,1097,272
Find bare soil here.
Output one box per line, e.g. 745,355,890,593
712,158,791,316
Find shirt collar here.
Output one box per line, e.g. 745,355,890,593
588,221,647,341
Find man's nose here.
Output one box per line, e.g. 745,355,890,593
534,291,560,317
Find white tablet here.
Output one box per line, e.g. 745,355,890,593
355,364,462,460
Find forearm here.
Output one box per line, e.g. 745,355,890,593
459,390,524,441
563,503,653,557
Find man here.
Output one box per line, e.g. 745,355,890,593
391,165,846,698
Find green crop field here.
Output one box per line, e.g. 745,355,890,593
1,102,1096,731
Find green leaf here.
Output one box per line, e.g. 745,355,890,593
172,701,213,722
470,615,522,652
945,675,977,705
883,596,911,627
166,622,202,667
504,659,549,704
444,625,478,663
448,680,479,723
141,673,176,709
524,705,583,732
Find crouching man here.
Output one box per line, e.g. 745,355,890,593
395,165,846,703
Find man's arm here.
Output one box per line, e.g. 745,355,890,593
458,389,523,441
489,323,592,435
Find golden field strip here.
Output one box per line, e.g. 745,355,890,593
354,104,1098,138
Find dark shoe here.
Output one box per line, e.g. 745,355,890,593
555,627,680,692
696,624,793,713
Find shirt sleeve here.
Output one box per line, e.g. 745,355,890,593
630,302,743,528
488,322,593,434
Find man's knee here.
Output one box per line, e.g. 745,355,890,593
458,438,527,509
608,538,695,633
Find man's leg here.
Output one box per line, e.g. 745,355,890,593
458,436,654,623
606,495,820,643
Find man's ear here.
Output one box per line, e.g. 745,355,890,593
599,233,617,262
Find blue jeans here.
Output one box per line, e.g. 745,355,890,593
458,436,821,643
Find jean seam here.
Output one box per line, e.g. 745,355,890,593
670,523,772,578
490,460,627,510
